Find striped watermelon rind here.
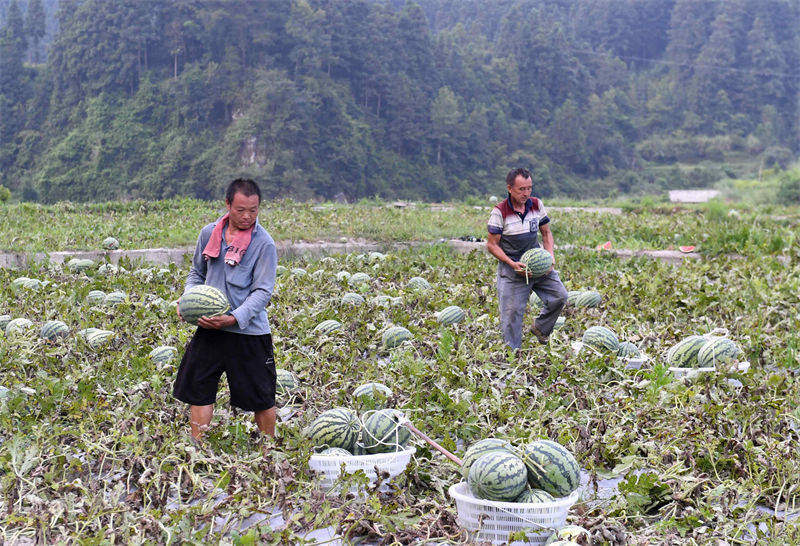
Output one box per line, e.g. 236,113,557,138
149,346,178,364
518,440,581,497
435,305,465,325
529,292,544,308
515,488,555,504
575,290,602,308
0,315,11,331
617,341,641,359
86,290,106,304
318,447,352,456
582,326,620,353
304,407,361,452
566,290,583,306
697,337,743,368
6,318,33,335
382,326,412,348
40,320,69,340
407,276,431,291
275,265,287,276
666,335,707,368
276,368,298,395
348,272,370,286
179,285,230,325
362,409,410,453
461,438,516,477
102,237,120,250
314,319,342,335
80,328,115,348
467,451,528,502
341,292,365,306
103,290,128,305
290,267,307,277
335,271,352,282
520,248,553,279
353,382,392,410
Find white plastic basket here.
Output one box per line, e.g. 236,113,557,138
309,447,416,492
449,482,579,545
670,360,749,379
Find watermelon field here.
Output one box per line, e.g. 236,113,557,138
0,200,799,544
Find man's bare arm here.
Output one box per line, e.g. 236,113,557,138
487,232,526,272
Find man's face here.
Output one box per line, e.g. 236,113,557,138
226,192,260,231
508,175,532,204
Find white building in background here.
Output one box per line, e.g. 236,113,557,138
668,189,720,203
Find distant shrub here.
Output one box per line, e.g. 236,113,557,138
761,147,794,170
777,169,800,204
703,198,728,221
0,185,10,202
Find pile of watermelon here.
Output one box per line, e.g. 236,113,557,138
460,437,581,504
304,382,411,456
665,333,744,369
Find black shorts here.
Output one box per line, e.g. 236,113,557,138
173,328,276,411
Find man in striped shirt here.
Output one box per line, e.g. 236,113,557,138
486,168,567,349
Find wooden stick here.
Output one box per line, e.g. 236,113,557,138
402,420,462,466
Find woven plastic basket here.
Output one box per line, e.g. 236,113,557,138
309,447,416,492
449,482,579,545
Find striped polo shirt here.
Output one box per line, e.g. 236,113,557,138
487,195,550,261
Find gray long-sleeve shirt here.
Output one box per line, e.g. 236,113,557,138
185,218,277,335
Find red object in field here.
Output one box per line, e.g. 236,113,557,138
679,245,696,253
596,241,612,251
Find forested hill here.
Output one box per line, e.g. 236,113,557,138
0,0,797,203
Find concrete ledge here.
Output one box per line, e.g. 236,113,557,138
0,239,785,269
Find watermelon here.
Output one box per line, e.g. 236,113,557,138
529,292,544,308
314,319,342,335
348,272,370,286
518,440,581,497
362,409,410,454
320,256,337,267
461,438,516,477
435,305,465,325
310,269,325,280
617,341,641,359
86,290,106,305
22,278,43,290
553,316,566,330
304,408,361,452
276,368,298,395
67,258,95,271
353,382,392,410
97,264,120,276
275,265,287,276
467,451,528,502
575,290,602,308
341,292,365,306
5,318,33,335
336,271,352,282
666,335,707,368
382,326,412,348
596,240,612,250
102,237,120,250
0,315,11,331
545,525,591,545
547,542,580,546
515,488,554,503
134,268,153,278
79,328,115,348
520,248,553,279
318,447,352,456
679,245,696,253
290,267,307,277
566,290,583,306
178,285,230,325
40,320,69,341
407,276,431,291
582,326,619,354
697,337,743,368
368,252,387,262
11,277,31,291
103,290,128,305
149,346,177,365
352,440,368,456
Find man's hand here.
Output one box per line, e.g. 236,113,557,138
510,261,528,275
198,314,237,329
176,305,184,322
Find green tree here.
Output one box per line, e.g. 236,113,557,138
24,0,45,63
430,86,462,165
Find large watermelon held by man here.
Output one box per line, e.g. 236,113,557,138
178,285,231,325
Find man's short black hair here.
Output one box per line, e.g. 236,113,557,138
506,168,532,187
225,178,262,204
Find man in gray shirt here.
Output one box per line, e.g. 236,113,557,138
173,178,278,441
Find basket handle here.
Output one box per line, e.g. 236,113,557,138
402,419,463,466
